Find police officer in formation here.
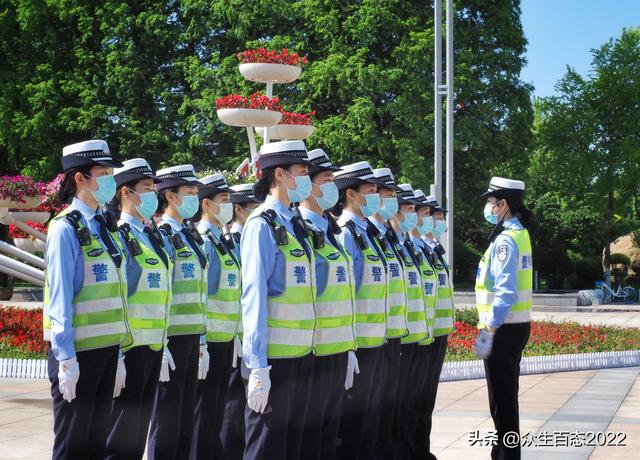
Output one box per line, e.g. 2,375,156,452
44,139,535,460
475,177,533,460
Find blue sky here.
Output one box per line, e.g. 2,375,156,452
520,0,640,97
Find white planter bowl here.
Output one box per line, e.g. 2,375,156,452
14,238,36,253
256,124,316,140
33,239,46,253
217,108,282,128
239,63,302,83
9,211,50,223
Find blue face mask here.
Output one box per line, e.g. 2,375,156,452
378,197,399,220
398,211,418,233
284,171,312,203
357,192,381,217
87,174,116,206
484,202,498,225
313,181,339,211
175,193,199,219
417,215,434,235
130,190,158,220
432,219,447,237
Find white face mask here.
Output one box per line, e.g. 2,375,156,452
214,202,234,225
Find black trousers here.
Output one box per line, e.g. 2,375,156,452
243,354,315,460
48,345,119,460
105,346,163,460
374,338,402,460
484,322,531,460
302,352,348,460
408,334,448,460
337,346,385,460
190,340,235,460
220,365,246,460
148,334,200,460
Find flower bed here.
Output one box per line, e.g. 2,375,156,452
0,175,46,204
9,221,47,239
215,92,282,111
236,48,308,66
0,306,47,359
445,307,640,361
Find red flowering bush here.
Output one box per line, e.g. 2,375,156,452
445,307,640,361
8,221,47,239
216,92,282,111
0,175,46,203
279,110,316,125
0,306,48,358
236,48,308,66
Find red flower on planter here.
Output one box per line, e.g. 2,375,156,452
279,110,316,125
236,48,308,66
8,221,47,239
216,92,282,111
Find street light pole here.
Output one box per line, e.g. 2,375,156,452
445,0,454,272
434,0,443,204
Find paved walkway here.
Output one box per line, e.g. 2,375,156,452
0,367,638,459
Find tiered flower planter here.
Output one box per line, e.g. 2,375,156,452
239,63,301,84
0,196,44,210
256,124,316,140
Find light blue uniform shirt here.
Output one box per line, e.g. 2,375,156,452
118,212,157,298
300,207,339,297
229,222,243,260
199,220,222,296
337,210,378,292
46,197,122,361
240,195,299,369
486,217,523,329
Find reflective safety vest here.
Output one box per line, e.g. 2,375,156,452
381,243,408,339
432,253,455,337
416,245,437,346
311,238,357,356
44,210,131,352
119,224,172,351
341,221,387,348
399,241,427,344
250,211,316,359
199,223,242,343
475,228,533,329
162,225,208,336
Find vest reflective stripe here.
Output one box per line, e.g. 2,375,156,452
382,248,408,338
264,222,316,358
199,225,242,343
43,211,130,351
432,258,455,337
417,253,438,346
312,241,357,356
475,228,533,329
167,235,207,336
399,248,428,344
343,225,387,348
123,230,172,351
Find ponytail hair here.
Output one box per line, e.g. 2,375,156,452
56,167,92,206
506,194,533,229
253,168,277,202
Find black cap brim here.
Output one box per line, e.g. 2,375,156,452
115,172,161,187
231,195,261,204
379,182,403,192
198,185,233,200
310,164,342,176
259,154,311,170
334,176,384,191
481,188,523,200
62,156,123,171
156,178,202,191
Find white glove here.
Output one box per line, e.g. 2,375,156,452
344,350,360,390
475,329,495,360
58,357,80,403
232,336,243,369
198,343,210,380
247,366,271,413
159,344,176,382
113,354,126,398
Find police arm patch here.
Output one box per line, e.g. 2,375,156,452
496,245,509,263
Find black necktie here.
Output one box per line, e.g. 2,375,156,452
143,226,169,268
180,228,208,269
94,214,122,268
290,217,311,260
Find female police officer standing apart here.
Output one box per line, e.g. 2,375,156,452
44,140,129,460
147,165,208,460
106,159,171,459
299,148,357,460
475,177,532,460
240,140,316,460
